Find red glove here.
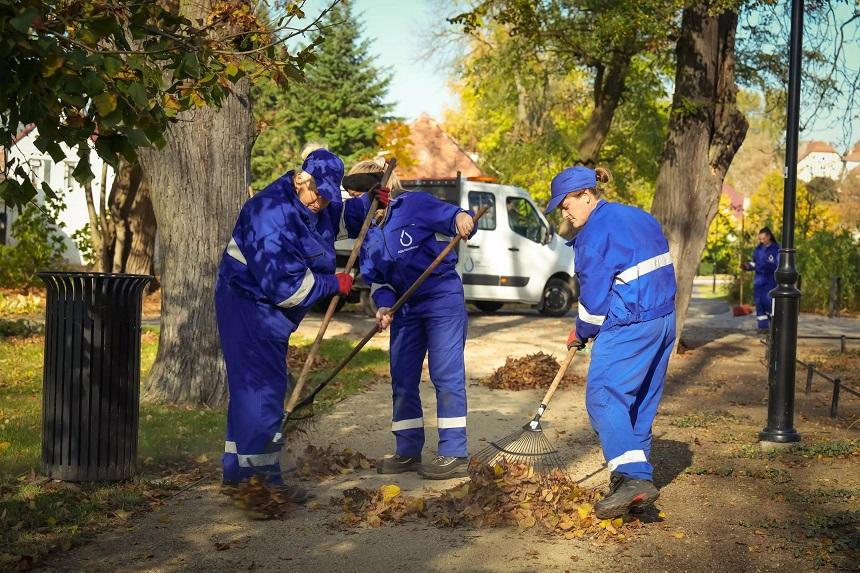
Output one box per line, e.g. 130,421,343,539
335,273,353,296
369,185,390,206
567,328,585,350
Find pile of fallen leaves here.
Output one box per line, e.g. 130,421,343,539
224,476,297,520
293,445,373,479
339,484,426,528
432,460,641,539
288,345,332,373
482,352,583,390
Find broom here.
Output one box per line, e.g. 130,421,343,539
475,346,578,473
249,205,490,476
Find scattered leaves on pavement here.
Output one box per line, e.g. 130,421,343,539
482,352,583,390
339,484,426,528
223,476,297,520
293,445,373,479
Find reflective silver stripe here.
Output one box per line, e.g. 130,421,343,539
371,283,394,296
226,237,247,265
606,449,647,471
437,416,466,429
277,269,315,308
238,452,280,468
226,441,280,467
757,315,768,320
391,417,423,431
615,252,672,284
434,233,452,242
578,302,605,326
749,262,756,269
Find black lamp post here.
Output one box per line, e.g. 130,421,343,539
760,0,803,444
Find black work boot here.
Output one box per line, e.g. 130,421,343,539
378,454,421,474
417,456,468,479
594,474,659,519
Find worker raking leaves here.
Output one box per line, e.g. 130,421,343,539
544,165,677,519
214,148,386,500
347,159,479,479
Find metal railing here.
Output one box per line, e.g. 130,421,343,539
760,335,859,418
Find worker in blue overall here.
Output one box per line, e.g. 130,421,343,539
215,149,373,498
545,165,677,519
345,159,476,479
742,227,779,330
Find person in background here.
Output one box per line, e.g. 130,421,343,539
215,148,372,499
545,165,676,519
741,227,780,331
346,158,477,480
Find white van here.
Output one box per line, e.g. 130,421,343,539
333,175,577,317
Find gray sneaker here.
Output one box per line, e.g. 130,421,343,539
417,456,468,479
378,454,421,474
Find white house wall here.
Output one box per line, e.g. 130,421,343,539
797,151,844,182
4,129,115,265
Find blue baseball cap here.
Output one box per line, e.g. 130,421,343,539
545,166,597,214
302,149,344,203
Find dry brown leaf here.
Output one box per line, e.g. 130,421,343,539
481,352,584,390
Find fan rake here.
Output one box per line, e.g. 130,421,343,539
475,346,578,474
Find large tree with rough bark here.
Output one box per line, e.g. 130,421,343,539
650,4,748,344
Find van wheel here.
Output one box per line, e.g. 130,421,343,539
474,301,504,313
539,278,573,317
360,290,378,317
311,295,347,314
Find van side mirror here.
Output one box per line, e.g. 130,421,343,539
542,224,553,244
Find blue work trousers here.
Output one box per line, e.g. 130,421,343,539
585,313,676,481
389,298,468,458
215,280,297,484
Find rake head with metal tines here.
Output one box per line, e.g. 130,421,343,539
474,346,579,474
475,417,566,474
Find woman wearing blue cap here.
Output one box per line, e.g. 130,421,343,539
215,148,371,497
545,165,676,518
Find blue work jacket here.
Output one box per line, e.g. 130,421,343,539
751,242,780,289
360,191,471,309
570,200,677,340
217,171,364,325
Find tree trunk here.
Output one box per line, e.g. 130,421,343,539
651,5,749,345
577,52,632,166
138,79,253,406
123,174,157,277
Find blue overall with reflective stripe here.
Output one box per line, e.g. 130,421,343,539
569,200,677,480
215,172,364,484
751,241,779,329
360,191,472,457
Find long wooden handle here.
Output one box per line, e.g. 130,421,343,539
292,204,490,412
285,159,397,412
537,346,578,411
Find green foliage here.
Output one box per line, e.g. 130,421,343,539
702,195,739,274
70,223,95,268
0,0,325,207
0,194,67,288
795,230,860,312
251,2,392,189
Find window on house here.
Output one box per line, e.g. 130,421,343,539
42,158,53,185
64,162,75,190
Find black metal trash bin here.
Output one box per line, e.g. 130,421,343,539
37,272,152,481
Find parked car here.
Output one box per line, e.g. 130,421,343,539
325,174,578,317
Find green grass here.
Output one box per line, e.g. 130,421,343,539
0,331,389,568
670,410,747,429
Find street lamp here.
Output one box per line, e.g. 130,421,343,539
760,0,803,444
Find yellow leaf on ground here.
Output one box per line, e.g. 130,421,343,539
157,514,171,524
611,518,623,528
115,509,131,520
195,454,209,463
673,531,685,539
46,516,56,526
658,511,667,519
380,484,401,503
0,441,11,451
577,504,593,519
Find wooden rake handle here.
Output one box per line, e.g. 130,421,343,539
533,346,578,420
292,204,490,413
285,158,397,413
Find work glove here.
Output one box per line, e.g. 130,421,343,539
335,273,353,296
567,328,586,350
369,185,391,206
740,262,753,271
